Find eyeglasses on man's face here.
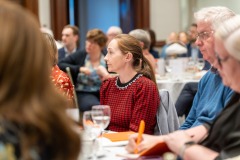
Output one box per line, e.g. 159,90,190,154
196,31,214,41
216,53,230,67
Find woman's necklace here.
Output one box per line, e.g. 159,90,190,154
115,73,143,90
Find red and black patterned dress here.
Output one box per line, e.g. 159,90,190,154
51,65,74,102
100,74,160,134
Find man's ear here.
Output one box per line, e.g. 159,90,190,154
125,52,133,62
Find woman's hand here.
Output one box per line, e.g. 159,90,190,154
96,66,110,81
126,133,164,153
79,67,91,75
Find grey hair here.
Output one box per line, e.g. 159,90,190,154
129,29,151,49
107,26,122,35
194,6,235,30
215,15,240,61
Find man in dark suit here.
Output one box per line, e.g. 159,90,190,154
58,25,80,61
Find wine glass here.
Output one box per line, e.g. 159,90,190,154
83,111,101,140
196,58,205,71
82,111,101,160
165,59,172,73
91,105,111,131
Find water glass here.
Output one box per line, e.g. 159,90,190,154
91,105,111,131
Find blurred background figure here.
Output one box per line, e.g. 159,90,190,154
165,31,188,58
165,41,187,58
40,24,54,36
160,32,178,58
129,29,157,73
58,25,80,61
40,24,63,49
187,23,201,60
0,1,80,159
179,31,189,45
146,29,160,59
58,29,109,112
43,33,74,108
106,26,123,46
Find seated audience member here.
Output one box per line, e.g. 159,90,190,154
165,31,188,58
187,23,211,70
187,23,202,59
0,1,80,159
160,32,178,58
58,29,109,112
165,41,188,58
179,6,234,129
175,24,213,117
106,26,123,46
40,25,63,49
58,25,80,61
146,29,160,59
129,29,157,73
101,34,159,134
126,14,240,160
43,33,74,107
179,31,189,45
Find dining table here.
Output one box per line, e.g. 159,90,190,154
156,71,205,104
79,137,165,160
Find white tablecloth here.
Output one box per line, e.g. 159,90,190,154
80,139,128,160
157,79,199,103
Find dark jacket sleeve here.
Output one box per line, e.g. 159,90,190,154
58,50,87,84
214,131,240,160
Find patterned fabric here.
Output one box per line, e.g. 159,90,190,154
76,54,106,92
100,75,160,134
0,120,41,160
0,142,17,160
51,65,74,101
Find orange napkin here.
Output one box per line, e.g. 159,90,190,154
102,131,135,142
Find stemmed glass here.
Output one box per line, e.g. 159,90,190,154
82,111,101,160
165,59,172,74
91,105,111,132
196,58,205,71
165,58,172,79
91,105,111,151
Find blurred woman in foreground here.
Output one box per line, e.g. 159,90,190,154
0,1,80,159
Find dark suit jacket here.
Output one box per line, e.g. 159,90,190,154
186,43,202,58
58,47,66,61
58,47,80,62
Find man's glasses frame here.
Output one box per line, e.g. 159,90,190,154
196,30,214,41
